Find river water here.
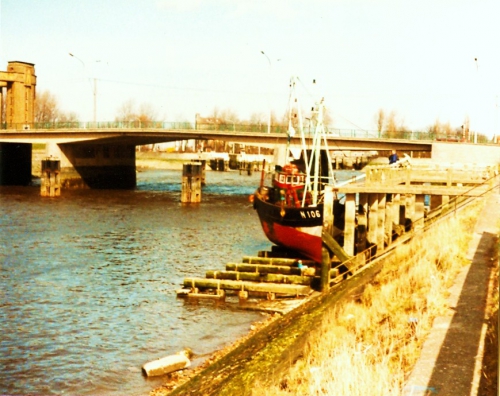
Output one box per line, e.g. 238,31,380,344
0,169,272,396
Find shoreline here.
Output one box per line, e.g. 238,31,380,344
149,195,498,395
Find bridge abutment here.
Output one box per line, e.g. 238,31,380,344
47,142,136,189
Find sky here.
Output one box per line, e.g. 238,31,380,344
1,0,499,136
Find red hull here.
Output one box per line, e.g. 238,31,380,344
254,191,323,263
261,220,323,263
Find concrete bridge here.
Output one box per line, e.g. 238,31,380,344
0,123,434,151
0,122,437,189
2,123,500,190
0,60,497,190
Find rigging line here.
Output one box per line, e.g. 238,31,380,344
334,112,371,134
297,77,372,135
96,78,276,96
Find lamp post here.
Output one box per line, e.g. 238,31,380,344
473,57,479,144
69,53,97,125
261,51,272,134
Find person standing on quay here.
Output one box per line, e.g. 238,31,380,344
389,150,399,164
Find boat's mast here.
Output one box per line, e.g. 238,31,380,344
303,97,332,206
310,100,323,205
288,76,309,175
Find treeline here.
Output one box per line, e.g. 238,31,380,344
35,90,491,143
376,108,490,143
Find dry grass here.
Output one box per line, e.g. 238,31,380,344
251,201,483,396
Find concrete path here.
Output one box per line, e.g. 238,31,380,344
404,192,499,396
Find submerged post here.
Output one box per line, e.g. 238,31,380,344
40,157,61,197
181,162,202,203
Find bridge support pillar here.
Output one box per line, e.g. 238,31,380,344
45,142,136,189
367,193,378,250
41,158,61,197
0,142,32,185
356,193,368,254
377,193,386,252
414,194,425,232
181,162,202,203
385,195,394,248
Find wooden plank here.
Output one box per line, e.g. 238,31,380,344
205,270,312,285
225,263,304,275
183,278,311,295
242,256,315,266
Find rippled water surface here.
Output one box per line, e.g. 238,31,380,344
0,170,271,395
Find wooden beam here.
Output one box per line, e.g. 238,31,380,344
183,278,311,296
206,270,312,285
225,263,303,275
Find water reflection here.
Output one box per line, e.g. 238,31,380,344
0,170,269,395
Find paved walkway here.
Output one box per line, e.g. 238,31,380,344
404,192,499,396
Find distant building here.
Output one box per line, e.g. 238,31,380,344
195,113,224,130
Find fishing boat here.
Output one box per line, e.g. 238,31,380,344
252,76,337,263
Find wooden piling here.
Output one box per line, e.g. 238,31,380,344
181,162,202,203
414,194,425,231
343,193,356,256
357,193,368,253
40,158,61,197
367,193,378,247
323,185,334,236
377,193,386,252
320,247,331,292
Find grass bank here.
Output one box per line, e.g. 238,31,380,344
247,199,488,395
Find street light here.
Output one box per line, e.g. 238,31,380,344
473,57,479,144
261,50,273,134
69,53,97,124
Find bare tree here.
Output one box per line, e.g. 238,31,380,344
138,102,157,124
35,90,79,124
115,99,136,122
58,112,79,123
376,109,385,136
115,100,158,126
322,106,334,128
35,91,59,123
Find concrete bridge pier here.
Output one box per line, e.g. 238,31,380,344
46,142,136,189
0,142,32,185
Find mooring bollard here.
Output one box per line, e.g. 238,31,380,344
181,162,202,203
41,157,61,197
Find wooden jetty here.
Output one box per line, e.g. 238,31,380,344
178,254,316,300
178,162,498,300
